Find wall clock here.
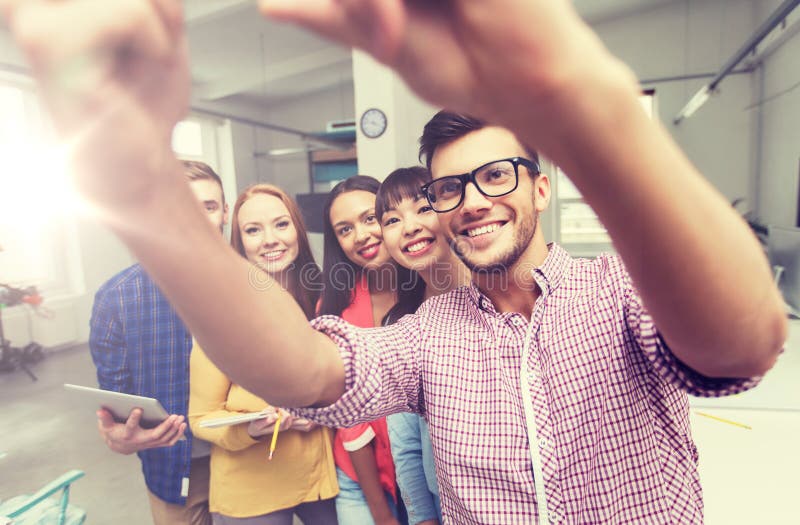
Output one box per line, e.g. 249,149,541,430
359,108,387,139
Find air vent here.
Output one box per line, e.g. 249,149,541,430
326,119,356,133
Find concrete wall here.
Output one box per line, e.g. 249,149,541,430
2,217,135,349
228,84,356,197
591,0,759,205
755,0,800,227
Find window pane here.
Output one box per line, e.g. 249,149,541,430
0,86,30,142
172,120,204,157
0,224,50,284
557,168,583,199
0,82,75,289
559,202,611,244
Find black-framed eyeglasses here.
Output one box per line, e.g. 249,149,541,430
421,157,540,213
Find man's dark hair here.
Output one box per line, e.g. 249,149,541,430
418,110,540,170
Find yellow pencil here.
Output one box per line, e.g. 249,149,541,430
694,411,752,430
268,412,281,460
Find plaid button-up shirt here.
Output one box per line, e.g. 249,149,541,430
295,244,758,524
90,264,195,504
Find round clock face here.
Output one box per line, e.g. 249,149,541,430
360,108,387,139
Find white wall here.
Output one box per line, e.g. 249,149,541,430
352,51,437,181
591,0,759,205
71,221,136,342
755,0,800,227
2,218,135,349
228,84,356,197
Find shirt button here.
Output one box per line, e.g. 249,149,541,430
539,438,548,449
512,317,524,326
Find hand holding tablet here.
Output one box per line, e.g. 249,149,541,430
64,384,187,453
64,384,173,427
96,407,186,455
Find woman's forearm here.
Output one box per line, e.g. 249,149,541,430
349,444,396,523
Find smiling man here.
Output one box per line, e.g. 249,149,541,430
284,111,781,524
420,118,550,307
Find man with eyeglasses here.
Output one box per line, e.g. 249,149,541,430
1,0,786,524
286,110,780,525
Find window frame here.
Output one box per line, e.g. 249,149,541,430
547,89,657,257
0,72,85,298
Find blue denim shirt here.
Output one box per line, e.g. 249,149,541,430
388,413,441,524
89,264,195,504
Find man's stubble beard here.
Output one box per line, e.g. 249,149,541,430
450,210,538,273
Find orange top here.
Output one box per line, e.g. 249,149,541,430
331,273,397,501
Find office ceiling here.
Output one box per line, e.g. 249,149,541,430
185,0,684,111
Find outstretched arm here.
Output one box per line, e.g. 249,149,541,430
257,0,786,378
0,0,345,407
0,0,784,401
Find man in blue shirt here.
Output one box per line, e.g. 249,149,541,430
89,160,228,525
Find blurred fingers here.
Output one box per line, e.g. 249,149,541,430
123,408,143,438
160,421,186,447
147,414,182,442
96,408,116,432
258,0,406,62
5,0,178,131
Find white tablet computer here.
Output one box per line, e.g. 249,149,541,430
198,410,273,429
64,383,175,430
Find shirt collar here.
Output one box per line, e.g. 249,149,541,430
467,242,573,313
536,242,572,293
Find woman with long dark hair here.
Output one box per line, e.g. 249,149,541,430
319,175,414,525
375,167,470,525
189,184,337,525
319,175,423,318
376,167,468,324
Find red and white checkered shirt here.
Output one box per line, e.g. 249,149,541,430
295,244,759,524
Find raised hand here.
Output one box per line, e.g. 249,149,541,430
0,0,190,217
97,407,185,455
257,0,636,135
